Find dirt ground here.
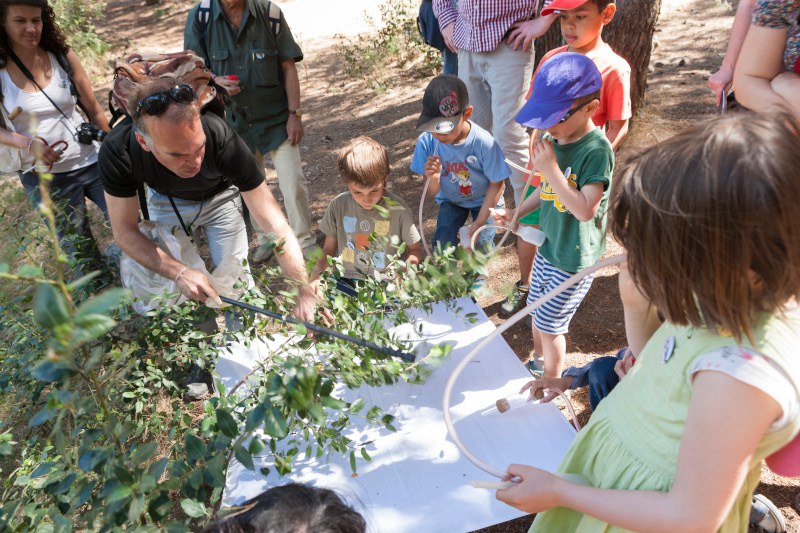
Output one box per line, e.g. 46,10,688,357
58,0,800,530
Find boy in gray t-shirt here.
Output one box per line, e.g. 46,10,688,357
312,137,422,286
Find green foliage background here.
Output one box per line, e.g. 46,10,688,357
0,175,479,530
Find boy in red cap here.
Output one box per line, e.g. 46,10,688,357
500,0,630,318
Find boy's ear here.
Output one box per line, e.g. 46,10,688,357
463,105,474,120
586,99,601,116
601,3,616,24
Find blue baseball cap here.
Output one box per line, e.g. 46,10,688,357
515,52,602,129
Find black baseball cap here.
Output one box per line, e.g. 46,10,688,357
416,75,469,134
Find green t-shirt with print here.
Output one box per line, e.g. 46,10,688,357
535,128,614,272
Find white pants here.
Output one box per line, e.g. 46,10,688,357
253,139,315,248
458,44,534,203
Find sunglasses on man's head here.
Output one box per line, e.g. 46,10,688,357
559,100,592,123
135,84,197,118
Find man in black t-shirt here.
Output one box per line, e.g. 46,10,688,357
99,78,317,322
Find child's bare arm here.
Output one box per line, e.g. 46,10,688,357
498,373,780,532
533,139,604,222
424,156,442,197
605,119,629,150
469,181,505,235
310,235,338,282
405,241,423,265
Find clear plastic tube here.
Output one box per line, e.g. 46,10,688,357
442,254,625,478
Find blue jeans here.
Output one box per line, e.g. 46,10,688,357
586,349,626,410
20,163,108,261
443,48,458,76
434,200,496,252
147,186,251,331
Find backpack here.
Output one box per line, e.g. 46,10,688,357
108,50,224,127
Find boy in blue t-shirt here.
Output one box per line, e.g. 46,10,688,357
411,75,508,252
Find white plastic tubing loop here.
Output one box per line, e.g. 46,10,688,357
417,155,537,257
441,253,626,479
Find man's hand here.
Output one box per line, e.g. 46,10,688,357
214,75,242,96
505,16,555,52
530,137,557,170
424,155,442,181
175,267,222,306
292,285,318,323
286,114,304,146
520,375,574,403
441,23,457,53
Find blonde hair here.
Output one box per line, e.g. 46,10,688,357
337,136,390,187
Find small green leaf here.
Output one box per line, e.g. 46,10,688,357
131,441,158,465
245,403,266,432
107,484,132,503
215,409,238,439
349,398,365,413
360,447,371,462
262,406,288,439
180,498,207,518
76,288,129,317
349,450,357,474
31,360,75,384
185,434,206,463
234,444,254,471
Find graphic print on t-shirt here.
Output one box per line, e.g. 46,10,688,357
340,214,390,273
539,171,578,213
443,161,474,199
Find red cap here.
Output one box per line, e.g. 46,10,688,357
541,0,590,16
227,75,239,80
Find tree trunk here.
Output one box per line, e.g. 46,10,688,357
604,0,662,115
534,0,662,115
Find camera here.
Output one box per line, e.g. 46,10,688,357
77,123,106,145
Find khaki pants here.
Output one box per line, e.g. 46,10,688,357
458,44,534,203
253,139,315,248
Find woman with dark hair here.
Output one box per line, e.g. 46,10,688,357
0,0,110,263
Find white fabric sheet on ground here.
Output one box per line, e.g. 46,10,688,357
217,297,577,532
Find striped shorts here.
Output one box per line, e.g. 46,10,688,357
527,252,595,335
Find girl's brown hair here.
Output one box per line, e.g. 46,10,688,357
0,0,69,65
611,112,800,341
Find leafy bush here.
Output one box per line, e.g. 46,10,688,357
0,176,480,529
338,0,441,88
50,0,107,59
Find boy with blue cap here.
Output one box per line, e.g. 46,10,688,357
494,52,614,380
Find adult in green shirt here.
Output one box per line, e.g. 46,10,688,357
184,0,315,260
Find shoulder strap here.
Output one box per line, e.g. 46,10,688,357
53,52,90,118
267,1,281,36
128,127,150,220
197,0,213,67
127,126,194,240
8,50,72,122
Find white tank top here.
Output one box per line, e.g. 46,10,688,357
1,52,97,173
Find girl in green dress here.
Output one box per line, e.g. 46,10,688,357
497,112,800,533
